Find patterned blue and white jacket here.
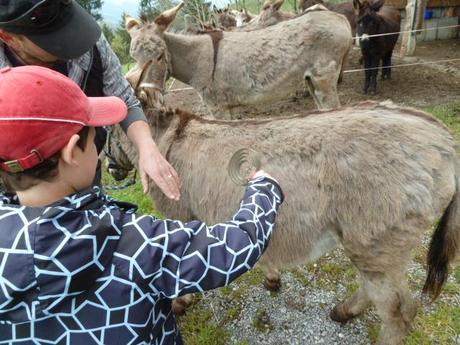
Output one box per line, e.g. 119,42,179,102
0,177,283,345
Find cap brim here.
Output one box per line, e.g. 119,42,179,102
26,2,101,60
87,96,128,127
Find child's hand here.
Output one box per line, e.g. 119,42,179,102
248,170,279,184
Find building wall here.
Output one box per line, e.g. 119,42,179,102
385,0,460,40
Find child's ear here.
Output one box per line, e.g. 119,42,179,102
60,134,81,166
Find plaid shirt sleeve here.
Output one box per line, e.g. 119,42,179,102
95,35,147,132
116,176,284,299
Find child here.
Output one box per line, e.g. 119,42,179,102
0,66,284,344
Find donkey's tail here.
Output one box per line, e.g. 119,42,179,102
423,174,460,301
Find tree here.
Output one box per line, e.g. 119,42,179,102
76,0,104,21
101,22,115,44
110,13,133,65
138,0,180,22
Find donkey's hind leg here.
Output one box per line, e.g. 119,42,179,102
361,268,417,345
381,51,393,80
330,273,371,323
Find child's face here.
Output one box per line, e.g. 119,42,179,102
72,127,99,191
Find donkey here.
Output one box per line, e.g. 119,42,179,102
125,2,352,119
230,8,255,27
300,0,357,37
107,88,460,344
240,0,295,30
355,0,401,94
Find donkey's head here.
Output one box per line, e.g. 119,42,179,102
213,7,237,29
125,3,184,109
230,9,254,27
257,0,288,27
354,0,384,42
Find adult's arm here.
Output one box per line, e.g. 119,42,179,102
97,36,180,199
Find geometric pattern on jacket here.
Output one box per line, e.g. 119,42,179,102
0,177,283,344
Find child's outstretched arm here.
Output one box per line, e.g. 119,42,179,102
119,172,283,299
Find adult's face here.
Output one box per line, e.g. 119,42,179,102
1,32,60,66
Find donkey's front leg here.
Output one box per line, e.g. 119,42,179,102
263,265,281,291
171,294,194,315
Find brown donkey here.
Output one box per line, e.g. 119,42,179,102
107,95,460,345
125,2,352,119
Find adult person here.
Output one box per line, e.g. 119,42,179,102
0,0,181,200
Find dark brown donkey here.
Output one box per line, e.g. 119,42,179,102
355,0,401,94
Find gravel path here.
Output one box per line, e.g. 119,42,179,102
224,272,372,345
180,242,460,345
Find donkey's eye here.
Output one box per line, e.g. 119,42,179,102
157,53,164,62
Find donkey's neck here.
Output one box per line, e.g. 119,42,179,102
164,33,214,88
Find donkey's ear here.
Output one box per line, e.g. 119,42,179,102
370,0,384,11
262,0,272,10
154,2,185,32
125,16,140,33
273,0,285,11
353,0,362,10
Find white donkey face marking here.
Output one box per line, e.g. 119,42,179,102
359,33,370,42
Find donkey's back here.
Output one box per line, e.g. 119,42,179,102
205,9,353,116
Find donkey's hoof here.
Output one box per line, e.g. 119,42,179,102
330,304,354,323
263,277,281,291
171,295,193,315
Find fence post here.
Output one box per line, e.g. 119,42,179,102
400,0,427,56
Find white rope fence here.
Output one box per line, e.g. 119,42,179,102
343,58,460,73
162,25,459,90
352,24,460,40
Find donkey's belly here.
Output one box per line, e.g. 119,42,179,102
260,228,341,269
204,69,306,109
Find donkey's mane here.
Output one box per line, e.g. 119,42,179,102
200,30,224,80
146,101,450,141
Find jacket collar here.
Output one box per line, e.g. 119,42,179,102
0,186,104,210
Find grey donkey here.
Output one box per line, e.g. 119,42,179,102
125,2,352,119
107,97,460,345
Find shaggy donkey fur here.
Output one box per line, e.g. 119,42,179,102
125,3,352,119
108,101,460,345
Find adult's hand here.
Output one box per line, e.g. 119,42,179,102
127,121,181,200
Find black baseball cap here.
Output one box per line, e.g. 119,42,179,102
0,0,101,60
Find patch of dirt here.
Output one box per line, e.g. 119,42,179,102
165,39,460,117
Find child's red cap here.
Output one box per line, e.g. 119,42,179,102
0,66,128,173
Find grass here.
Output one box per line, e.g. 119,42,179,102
104,101,460,344
424,102,460,142
101,169,163,217
177,304,232,345
122,62,136,74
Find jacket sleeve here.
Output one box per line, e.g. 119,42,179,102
118,176,283,299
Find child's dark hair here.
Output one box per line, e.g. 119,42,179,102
0,127,90,192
